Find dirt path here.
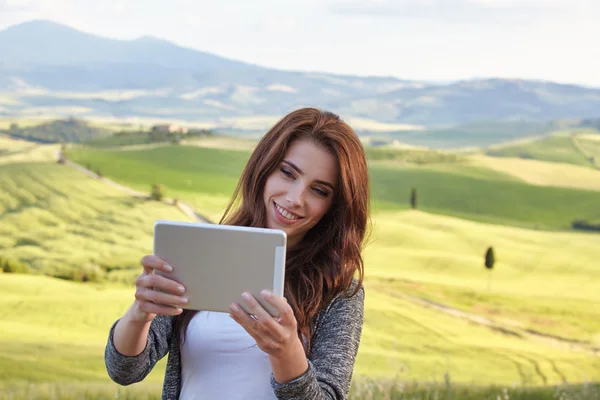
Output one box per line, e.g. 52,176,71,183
407,294,600,356
58,150,212,223
371,281,599,357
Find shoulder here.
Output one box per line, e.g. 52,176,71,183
313,278,365,332
331,278,365,309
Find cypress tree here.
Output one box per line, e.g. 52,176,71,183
485,247,495,269
485,246,495,292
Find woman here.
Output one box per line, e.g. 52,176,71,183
105,107,371,399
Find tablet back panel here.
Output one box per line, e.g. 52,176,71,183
153,220,286,316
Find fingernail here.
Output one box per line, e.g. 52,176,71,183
177,285,185,293
242,292,252,302
261,290,271,299
180,297,188,304
230,304,239,313
164,264,173,272
176,308,183,313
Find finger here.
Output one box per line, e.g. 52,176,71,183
141,255,172,274
135,287,188,308
138,300,183,316
239,293,285,339
137,273,186,295
229,303,261,334
260,290,295,325
229,304,286,354
241,292,280,325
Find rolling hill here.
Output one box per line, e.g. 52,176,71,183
486,131,600,168
2,134,600,399
0,146,192,279
66,144,600,230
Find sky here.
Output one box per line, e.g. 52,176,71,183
1,0,599,87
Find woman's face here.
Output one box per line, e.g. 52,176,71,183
263,138,338,248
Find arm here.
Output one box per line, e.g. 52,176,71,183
105,312,175,385
270,286,365,399
105,254,188,386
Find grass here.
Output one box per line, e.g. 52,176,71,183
467,154,600,191
574,134,600,168
0,162,191,280
1,381,598,400
364,146,465,164
486,133,596,168
367,162,600,230
84,131,157,148
2,135,600,398
67,145,250,221
67,145,600,230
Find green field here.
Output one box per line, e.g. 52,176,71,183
2,135,600,399
67,145,600,230
486,133,598,168
0,161,191,280
467,154,600,191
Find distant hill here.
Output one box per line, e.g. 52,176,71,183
1,118,109,143
1,20,600,130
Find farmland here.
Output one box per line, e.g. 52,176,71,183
1,132,599,399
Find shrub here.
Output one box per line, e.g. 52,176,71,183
71,262,106,282
572,219,600,232
151,184,165,201
0,256,30,273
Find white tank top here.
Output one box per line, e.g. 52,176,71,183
179,311,278,400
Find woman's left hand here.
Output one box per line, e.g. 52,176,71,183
230,290,310,383
229,290,301,358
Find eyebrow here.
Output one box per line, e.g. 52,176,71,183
283,160,335,191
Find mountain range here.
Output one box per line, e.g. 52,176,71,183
1,20,600,130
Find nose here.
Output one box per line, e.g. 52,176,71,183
285,183,305,208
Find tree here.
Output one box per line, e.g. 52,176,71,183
484,246,495,292
151,184,165,201
410,188,417,209
485,247,495,269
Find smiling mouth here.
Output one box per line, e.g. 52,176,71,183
274,202,303,220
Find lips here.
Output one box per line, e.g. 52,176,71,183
273,201,303,225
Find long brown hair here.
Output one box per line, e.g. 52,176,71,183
174,107,370,355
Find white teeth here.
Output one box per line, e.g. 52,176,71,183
275,203,299,220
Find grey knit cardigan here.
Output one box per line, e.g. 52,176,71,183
104,283,364,399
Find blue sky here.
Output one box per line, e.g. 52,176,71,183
1,0,599,87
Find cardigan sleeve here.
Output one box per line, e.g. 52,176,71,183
104,314,174,386
270,285,365,399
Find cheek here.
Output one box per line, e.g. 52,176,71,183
263,174,279,198
310,199,333,222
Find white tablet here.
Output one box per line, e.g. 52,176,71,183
152,220,287,317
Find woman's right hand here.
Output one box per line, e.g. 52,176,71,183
129,255,188,323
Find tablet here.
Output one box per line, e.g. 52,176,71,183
152,220,287,317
